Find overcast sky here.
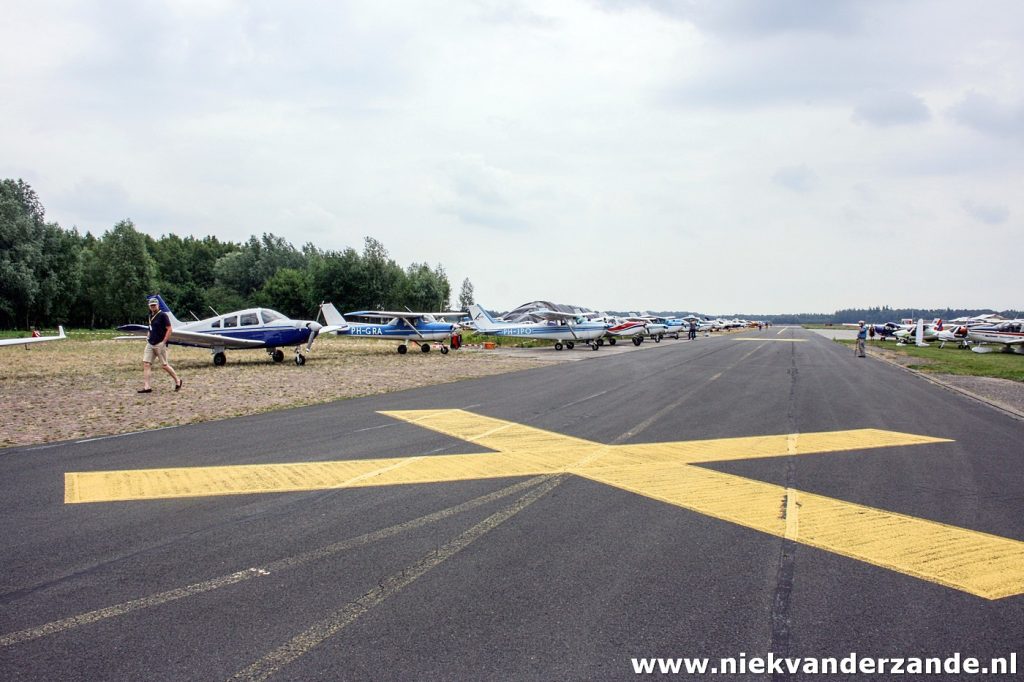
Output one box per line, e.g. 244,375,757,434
2,1,1022,314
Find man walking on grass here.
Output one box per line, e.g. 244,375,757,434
139,297,183,393
855,321,868,358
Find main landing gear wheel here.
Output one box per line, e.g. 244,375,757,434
421,343,430,353
272,349,284,363
566,341,575,350
213,352,226,366
294,354,306,366
632,337,643,346
655,335,662,343
608,338,616,346
591,342,599,351
554,342,564,351
398,344,408,354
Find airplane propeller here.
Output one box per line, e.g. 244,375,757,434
304,321,323,352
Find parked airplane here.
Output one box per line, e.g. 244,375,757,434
602,318,647,346
117,295,333,366
894,319,943,345
0,326,66,347
320,303,460,354
468,304,609,350
967,320,1024,354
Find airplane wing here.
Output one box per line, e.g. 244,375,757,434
0,326,66,347
116,325,266,349
529,309,580,321
347,310,429,320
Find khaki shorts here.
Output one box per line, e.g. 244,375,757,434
144,342,169,366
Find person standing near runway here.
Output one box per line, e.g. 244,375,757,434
139,297,182,393
688,320,697,340
855,320,868,358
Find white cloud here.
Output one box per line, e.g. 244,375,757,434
853,90,931,127
962,200,1010,225
949,92,1024,138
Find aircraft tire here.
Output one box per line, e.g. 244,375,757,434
655,335,662,343
440,346,449,355
554,342,563,351
398,344,408,354
421,343,430,353
566,341,575,350
632,337,642,346
591,342,599,351
213,352,227,366
272,349,284,363
608,338,616,346
295,354,306,366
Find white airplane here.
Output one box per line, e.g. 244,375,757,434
967,320,1024,354
0,326,66,347
468,304,609,351
936,325,971,349
626,314,669,342
320,303,461,354
118,295,335,366
893,319,944,345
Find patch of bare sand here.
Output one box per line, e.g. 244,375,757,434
0,336,564,448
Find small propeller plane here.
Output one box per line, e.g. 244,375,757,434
468,304,609,351
320,303,460,354
967,320,1024,354
0,326,66,347
117,295,337,366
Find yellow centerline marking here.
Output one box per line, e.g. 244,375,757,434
64,409,1024,599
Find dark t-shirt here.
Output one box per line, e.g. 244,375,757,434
148,311,170,345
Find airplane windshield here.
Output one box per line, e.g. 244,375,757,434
261,310,285,323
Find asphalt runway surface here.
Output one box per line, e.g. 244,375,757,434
2,327,1022,680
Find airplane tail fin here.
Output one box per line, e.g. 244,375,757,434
150,294,182,327
319,302,350,333
915,318,929,347
467,304,499,331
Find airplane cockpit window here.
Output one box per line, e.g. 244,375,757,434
211,319,221,328
223,316,238,328
240,313,259,326
261,310,285,323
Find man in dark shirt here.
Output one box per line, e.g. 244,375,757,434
140,297,182,393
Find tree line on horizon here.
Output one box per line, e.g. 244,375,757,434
2,179,1017,330
1,179,477,330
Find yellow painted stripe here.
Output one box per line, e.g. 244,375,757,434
579,463,1024,600
62,409,1024,600
65,453,551,503
602,429,952,466
381,408,608,468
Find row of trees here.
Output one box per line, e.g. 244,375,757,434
1,179,475,329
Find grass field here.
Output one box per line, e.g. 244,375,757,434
0,333,562,448
839,339,1024,382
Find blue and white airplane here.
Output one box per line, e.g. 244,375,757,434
0,326,66,348
468,303,609,351
118,295,339,366
320,303,460,354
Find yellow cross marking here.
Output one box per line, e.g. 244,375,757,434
64,410,1024,600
